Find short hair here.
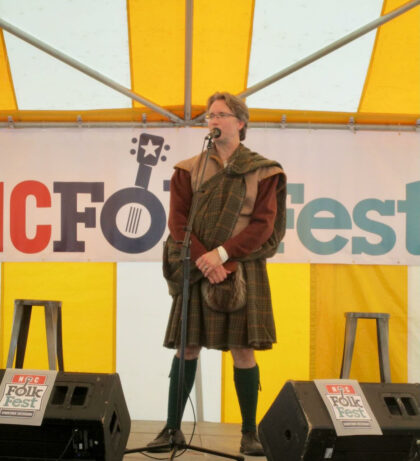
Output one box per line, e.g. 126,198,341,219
206,92,249,141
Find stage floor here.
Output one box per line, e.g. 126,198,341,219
124,421,266,460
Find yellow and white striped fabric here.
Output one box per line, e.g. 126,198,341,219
0,0,419,121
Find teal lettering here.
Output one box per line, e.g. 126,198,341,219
358,408,367,418
297,198,351,254
286,183,304,230
336,406,347,417
3,395,14,406
352,199,396,255
398,181,420,255
278,183,305,254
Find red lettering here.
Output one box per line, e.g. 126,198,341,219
10,181,51,253
12,374,46,384
326,384,355,394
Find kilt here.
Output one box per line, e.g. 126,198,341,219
163,258,276,351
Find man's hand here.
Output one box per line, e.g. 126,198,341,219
207,266,231,284
196,249,223,277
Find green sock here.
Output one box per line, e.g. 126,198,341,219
166,356,198,429
234,365,260,433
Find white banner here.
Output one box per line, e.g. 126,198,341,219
0,127,419,264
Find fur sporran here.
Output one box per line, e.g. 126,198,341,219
201,262,247,313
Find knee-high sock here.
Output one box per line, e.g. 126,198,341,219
234,365,260,433
167,356,198,429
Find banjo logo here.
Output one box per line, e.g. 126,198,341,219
100,133,168,253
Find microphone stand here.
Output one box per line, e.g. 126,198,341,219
125,135,244,461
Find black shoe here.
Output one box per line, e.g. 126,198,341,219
240,431,265,456
146,426,186,453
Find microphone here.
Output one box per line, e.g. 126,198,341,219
205,128,221,140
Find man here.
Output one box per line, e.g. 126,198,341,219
147,92,286,456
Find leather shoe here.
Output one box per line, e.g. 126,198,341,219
240,431,265,456
146,426,186,452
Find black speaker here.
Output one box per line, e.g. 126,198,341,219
0,370,130,460
259,380,420,461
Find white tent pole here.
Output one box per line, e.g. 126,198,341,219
193,0,420,121
184,0,194,121
0,17,183,123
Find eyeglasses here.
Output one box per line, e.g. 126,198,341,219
205,112,237,120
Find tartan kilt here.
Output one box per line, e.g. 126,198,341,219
163,259,276,351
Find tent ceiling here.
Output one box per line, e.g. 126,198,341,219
246,2,381,112
0,0,419,126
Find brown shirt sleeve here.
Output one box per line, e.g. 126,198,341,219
223,174,280,258
168,168,207,262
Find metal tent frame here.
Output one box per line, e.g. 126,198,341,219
0,0,419,130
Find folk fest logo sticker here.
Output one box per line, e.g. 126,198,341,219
314,379,382,437
0,369,58,426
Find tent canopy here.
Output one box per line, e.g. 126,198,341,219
0,0,419,126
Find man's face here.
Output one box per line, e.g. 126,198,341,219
207,99,245,144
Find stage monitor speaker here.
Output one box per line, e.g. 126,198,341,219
0,370,130,460
259,380,420,461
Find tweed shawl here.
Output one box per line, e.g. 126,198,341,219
163,145,285,295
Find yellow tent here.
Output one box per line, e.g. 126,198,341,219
0,0,419,423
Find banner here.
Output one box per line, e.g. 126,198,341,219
0,127,419,264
